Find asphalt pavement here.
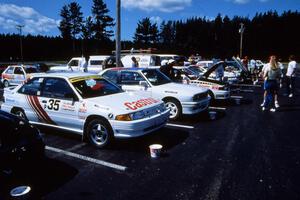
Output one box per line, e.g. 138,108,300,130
1,77,300,200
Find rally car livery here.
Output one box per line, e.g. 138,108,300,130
173,66,230,100
1,73,169,148
100,68,210,120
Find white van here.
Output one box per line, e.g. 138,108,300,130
121,54,161,68
88,55,110,73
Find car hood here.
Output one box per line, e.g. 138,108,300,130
87,92,162,113
157,82,208,95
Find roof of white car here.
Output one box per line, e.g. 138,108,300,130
31,72,101,79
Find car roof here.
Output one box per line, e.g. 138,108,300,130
32,72,100,79
108,67,152,71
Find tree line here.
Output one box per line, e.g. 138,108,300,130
0,0,299,62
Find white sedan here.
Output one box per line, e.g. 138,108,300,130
1,73,169,148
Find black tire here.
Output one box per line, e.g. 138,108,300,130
86,118,113,148
3,80,9,88
208,90,215,101
12,108,28,121
163,98,182,120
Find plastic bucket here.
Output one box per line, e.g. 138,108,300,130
10,186,31,199
209,111,217,120
149,144,163,158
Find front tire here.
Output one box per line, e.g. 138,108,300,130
12,108,28,121
86,118,113,148
3,80,9,88
164,99,182,120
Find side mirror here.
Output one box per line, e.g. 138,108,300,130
139,81,148,88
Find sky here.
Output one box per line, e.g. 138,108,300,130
0,0,299,40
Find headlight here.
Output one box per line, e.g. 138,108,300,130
115,114,132,121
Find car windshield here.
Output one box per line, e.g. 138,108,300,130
71,77,122,99
142,69,171,86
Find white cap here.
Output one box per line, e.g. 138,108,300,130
168,59,176,65
161,60,168,66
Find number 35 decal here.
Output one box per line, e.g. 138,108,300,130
47,99,60,111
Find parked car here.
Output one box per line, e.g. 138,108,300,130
1,73,169,148
50,57,87,72
100,68,210,120
1,65,43,87
172,66,230,100
0,110,44,173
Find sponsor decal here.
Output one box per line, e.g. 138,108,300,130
25,95,56,125
62,102,75,111
124,98,159,111
79,102,87,113
69,75,100,83
2,74,13,80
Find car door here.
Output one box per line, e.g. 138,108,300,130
13,67,26,85
39,78,81,130
119,71,152,96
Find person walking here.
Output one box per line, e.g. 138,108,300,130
286,55,297,97
262,55,281,112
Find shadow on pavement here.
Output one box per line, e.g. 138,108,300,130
0,157,78,200
110,128,189,153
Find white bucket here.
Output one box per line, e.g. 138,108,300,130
10,186,31,197
209,111,217,120
149,144,163,158
235,98,241,105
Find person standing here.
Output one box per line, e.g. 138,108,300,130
131,57,139,68
262,55,281,112
286,55,297,97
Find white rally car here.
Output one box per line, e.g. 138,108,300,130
1,73,169,148
100,68,211,120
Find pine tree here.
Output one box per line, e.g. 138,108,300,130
69,2,83,39
58,5,72,40
82,16,94,40
134,18,159,48
91,0,114,41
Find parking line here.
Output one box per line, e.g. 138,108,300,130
231,96,243,99
45,146,127,171
166,123,194,129
209,107,227,111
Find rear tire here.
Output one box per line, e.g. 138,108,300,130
86,118,113,148
164,99,182,120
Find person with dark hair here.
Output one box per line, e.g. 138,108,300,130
131,57,139,68
286,55,297,97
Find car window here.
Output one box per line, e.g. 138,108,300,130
90,60,103,66
120,71,145,85
142,69,171,86
18,77,43,96
5,67,14,74
42,78,75,99
102,70,119,84
14,67,25,75
69,60,79,66
25,67,39,73
71,77,122,99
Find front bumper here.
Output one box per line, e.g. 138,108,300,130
110,109,169,138
181,97,210,114
214,90,230,100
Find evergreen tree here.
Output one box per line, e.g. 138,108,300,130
69,2,83,39
134,18,159,48
58,5,72,40
91,0,115,41
159,20,175,47
82,16,94,40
